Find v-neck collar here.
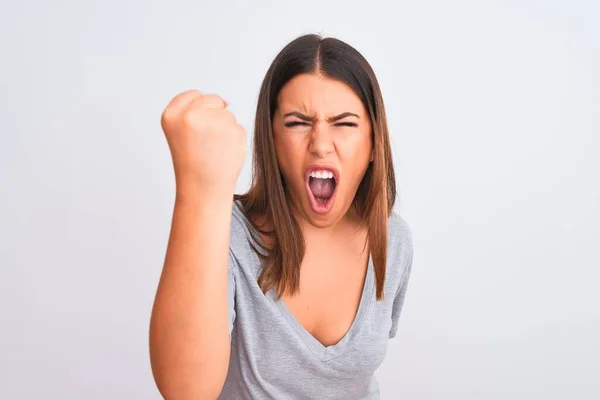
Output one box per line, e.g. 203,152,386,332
232,201,375,361
268,257,374,362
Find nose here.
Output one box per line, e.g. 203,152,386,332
308,122,335,158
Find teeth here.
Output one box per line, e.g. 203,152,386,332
310,170,334,179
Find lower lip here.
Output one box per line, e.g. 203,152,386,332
305,179,337,214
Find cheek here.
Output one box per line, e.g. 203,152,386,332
274,132,305,183
335,130,372,186
336,129,372,162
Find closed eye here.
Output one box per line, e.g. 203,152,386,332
284,121,309,127
335,122,358,127
284,121,358,128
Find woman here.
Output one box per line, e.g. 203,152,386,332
150,34,414,399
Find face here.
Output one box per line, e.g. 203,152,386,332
273,73,373,228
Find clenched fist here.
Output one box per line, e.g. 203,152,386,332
161,90,247,197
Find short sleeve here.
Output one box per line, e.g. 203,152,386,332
227,249,237,335
389,228,414,339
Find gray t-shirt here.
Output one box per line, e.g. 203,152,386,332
219,201,413,399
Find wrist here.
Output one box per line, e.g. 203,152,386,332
175,182,234,206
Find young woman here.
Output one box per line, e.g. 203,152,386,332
150,34,414,399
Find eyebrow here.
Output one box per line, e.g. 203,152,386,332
282,111,360,123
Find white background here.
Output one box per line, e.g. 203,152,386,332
1,0,598,398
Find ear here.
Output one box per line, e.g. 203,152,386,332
369,149,374,162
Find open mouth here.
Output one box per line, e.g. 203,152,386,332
305,167,339,214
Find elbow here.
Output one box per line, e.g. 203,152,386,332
154,382,223,400
150,352,227,400
151,366,225,400
148,316,230,399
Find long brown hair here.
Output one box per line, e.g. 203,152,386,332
234,34,396,301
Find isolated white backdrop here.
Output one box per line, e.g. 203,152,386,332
1,0,598,399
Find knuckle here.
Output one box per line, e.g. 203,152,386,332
182,108,199,128
160,108,176,127
179,89,202,101
235,124,246,135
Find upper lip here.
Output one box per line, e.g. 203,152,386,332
305,164,340,182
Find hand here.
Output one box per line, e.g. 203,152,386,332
161,90,247,196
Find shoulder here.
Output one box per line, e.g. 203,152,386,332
230,200,249,234
228,200,265,276
388,212,413,256
229,200,263,251
386,212,414,284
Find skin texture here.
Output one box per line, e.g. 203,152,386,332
150,90,246,400
272,73,374,346
273,73,373,230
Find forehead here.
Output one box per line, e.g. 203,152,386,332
276,73,366,116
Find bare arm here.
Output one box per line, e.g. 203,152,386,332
149,190,233,399
150,90,245,399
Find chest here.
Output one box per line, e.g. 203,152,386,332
280,241,370,347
